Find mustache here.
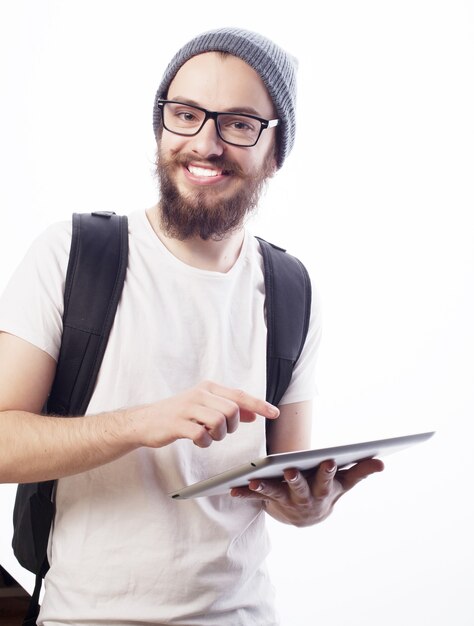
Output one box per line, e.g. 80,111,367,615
160,151,246,178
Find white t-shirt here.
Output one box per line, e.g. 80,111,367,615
0,210,321,625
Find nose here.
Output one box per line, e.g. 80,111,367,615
189,118,225,159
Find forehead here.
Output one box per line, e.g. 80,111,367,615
166,52,276,117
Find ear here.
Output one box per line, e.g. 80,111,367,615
264,140,278,177
267,154,278,178
270,136,280,175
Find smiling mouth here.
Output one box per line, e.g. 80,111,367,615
186,164,231,178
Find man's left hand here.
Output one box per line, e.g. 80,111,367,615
230,458,384,526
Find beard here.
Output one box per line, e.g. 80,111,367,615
155,146,274,241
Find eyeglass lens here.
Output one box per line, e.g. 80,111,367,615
162,102,262,146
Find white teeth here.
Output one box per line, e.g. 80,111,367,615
188,165,221,178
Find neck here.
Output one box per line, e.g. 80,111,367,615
146,205,245,273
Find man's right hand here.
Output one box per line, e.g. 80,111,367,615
0,333,279,483
123,380,280,449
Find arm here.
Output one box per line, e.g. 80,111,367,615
231,399,384,526
266,400,313,454
0,332,279,484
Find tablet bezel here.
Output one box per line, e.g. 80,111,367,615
169,430,435,500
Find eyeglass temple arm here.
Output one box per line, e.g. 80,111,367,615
265,119,280,129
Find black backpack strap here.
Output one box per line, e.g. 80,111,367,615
13,211,128,624
47,211,129,416
22,573,43,625
257,237,312,407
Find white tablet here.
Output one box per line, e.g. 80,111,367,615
169,431,435,499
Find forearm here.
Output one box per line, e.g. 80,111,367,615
0,381,280,484
0,408,138,483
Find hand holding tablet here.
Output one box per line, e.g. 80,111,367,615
169,431,435,499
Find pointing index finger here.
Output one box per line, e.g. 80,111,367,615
207,382,280,420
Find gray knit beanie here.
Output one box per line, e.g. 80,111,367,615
152,27,297,169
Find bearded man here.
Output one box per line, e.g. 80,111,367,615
0,28,382,625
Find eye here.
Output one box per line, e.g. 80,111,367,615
231,120,254,131
165,103,203,127
221,115,258,134
177,110,199,122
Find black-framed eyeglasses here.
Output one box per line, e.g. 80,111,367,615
156,99,280,147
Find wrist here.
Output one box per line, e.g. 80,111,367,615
93,407,143,455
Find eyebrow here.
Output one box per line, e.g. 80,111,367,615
169,97,266,118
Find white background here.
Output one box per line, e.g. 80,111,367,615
0,1,473,624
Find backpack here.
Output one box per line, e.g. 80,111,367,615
11,210,312,624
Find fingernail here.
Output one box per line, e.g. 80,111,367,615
326,462,337,474
266,404,279,417
251,482,264,492
288,471,299,483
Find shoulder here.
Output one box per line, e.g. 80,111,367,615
4,219,73,286
251,235,310,274
0,219,73,360
27,220,72,267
